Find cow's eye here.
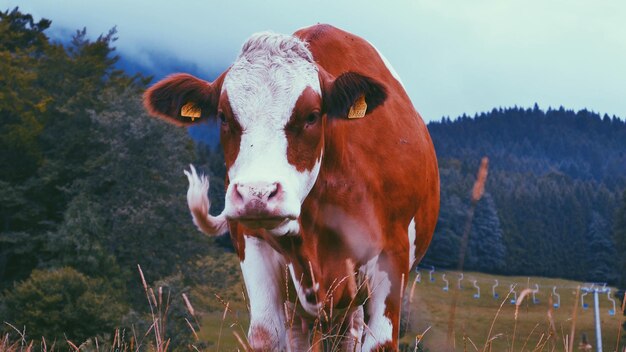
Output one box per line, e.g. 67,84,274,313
218,112,227,125
305,113,319,125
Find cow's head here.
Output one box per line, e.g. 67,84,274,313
144,32,387,235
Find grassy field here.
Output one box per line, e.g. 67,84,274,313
403,270,623,351
197,269,625,351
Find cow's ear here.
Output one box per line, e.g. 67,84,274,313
143,73,221,126
323,71,387,119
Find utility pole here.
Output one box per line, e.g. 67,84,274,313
582,284,609,352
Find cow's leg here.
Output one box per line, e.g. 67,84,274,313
361,251,407,351
283,302,313,352
241,235,287,350
336,306,364,351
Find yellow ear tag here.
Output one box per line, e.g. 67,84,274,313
181,102,201,121
347,95,367,119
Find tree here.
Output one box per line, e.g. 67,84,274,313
0,8,146,287
42,193,121,279
423,190,467,268
1,267,126,344
585,212,617,283
428,105,625,280
1,10,211,344
614,191,626,288
466,193,506,273
79,87,210,292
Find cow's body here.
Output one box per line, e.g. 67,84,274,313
144,24,439,351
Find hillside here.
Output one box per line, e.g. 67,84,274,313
425,106,626,284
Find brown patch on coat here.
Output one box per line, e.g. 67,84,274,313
218,91,242,170
285,87,324,172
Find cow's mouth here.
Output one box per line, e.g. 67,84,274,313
236,216,295,230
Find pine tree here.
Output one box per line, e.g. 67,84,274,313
585,212,617,283
614,191,626,288
466,193,506,273
424,189,467,268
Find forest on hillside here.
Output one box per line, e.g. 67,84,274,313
1,7,625,347
424,107,626,285
0,9,238,347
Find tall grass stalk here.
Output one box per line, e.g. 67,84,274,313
447,157,489,351
615,292,626,352
482,288,514,351
567,287,581,352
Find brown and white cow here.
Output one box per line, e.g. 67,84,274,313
144,24,439,351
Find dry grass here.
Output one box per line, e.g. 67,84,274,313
1,266,204,352
402,271,623,352
196,267,624,351
2,267,623,351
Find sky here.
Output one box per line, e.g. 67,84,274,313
3,0,626,122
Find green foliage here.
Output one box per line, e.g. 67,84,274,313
426,107,625,282
0,7,145,287
614,191,626,287
43,193,121,279
585,211,617,282
0,8,214,345
1,267,126,344
0,7,50,52
467,193,506,272
153,273,196,349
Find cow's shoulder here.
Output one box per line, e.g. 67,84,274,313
294,24,385,79
293,24,339,44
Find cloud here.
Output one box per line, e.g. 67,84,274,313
4,0,626,120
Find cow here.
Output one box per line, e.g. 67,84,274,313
143,24,439,351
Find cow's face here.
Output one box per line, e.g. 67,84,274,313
144,32,386,235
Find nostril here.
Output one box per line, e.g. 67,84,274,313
267,183,281,200
233,183,244,201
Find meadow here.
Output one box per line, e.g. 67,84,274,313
197,268,625,351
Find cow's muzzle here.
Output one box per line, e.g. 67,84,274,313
227,181,297,229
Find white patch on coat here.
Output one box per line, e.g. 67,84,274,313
288,263,322,316
318,203,382,261
368,41,405,89
222,32,322,223
408,217,416,269
343,306,364,351
240,235,287,349
360,255,393,350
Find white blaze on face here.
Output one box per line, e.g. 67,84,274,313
221,32,322,228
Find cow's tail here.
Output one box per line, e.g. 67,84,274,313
183,164,228,236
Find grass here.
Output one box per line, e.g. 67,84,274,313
401,270,623,351
195,269,624,351
2,265,623,351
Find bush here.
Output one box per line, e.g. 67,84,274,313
1,267,127,345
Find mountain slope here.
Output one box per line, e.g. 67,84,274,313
424,106,625,283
